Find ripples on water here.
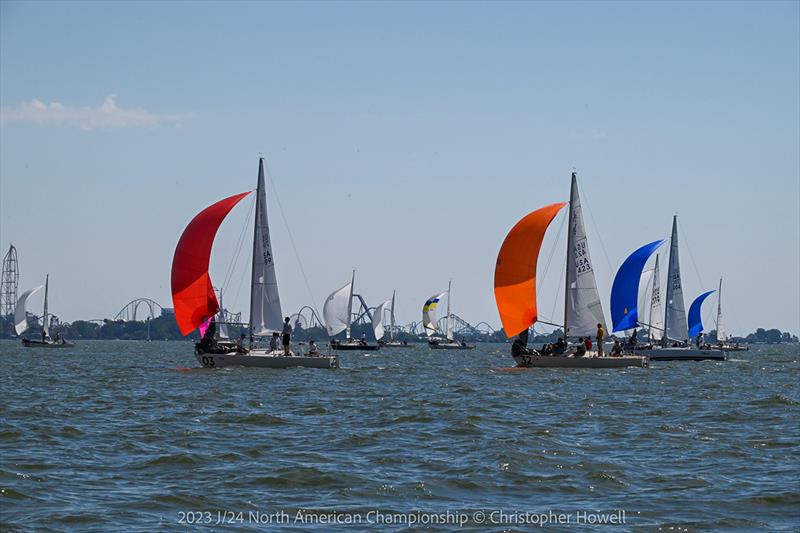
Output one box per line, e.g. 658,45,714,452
1,340,798,531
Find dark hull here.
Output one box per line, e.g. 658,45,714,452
22,339,74,348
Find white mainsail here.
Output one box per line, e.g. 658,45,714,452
649,254,664,341
664,215,688,342
372,299,392,341
249,158,283,336
445,280,454,341
14,285,44,336
422,291,447,337
42,274,50,338
390,290,396,341
564,172,606,337
324,271,354,337
716,278,727,342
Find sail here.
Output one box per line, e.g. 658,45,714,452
445,280,454,341
636,268,654,334
688,290,715,338
14,285,44,335
422,291,447,337
716,278,727,341
372,299,392,341
494,202,567,338
665,216,688,341
564,173,605,337
42,274,49,338
249,158,283,336
390,290,396,341
610,240,665,332
649,255,664,341
323,280,352,336
171,191,251,336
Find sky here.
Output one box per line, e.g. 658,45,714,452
1,0,798,336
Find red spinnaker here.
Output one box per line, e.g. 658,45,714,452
171,192,251,335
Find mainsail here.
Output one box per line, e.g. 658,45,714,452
664,215,688,342
445,280,454,341
688,290,715,338
249,158,283,336
494,202,566,337
14,285,44,336
649,254,664,341
422,291,447,337
324,272,354,337
171,191,251,335
389,290,396,341
716,278,727,341
42,274,49,338
610,240,665,332
564,173,605,337
372,299,392,341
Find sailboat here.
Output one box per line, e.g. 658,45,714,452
16,275,74,348
324,271,380,351
612,216,725,361
171,158,337,369
714,278,748,351
494,172,646,368
423,281,474,349
379,290,414,347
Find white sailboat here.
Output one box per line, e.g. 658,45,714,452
632,216,725,361
324,271,379,351
380,290,414,347
172,158,337,369
495,172,647,368
714,278,748,351
424,281,474,349
16,275,73,348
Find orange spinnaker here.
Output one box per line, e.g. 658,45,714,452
494,202,566,338
171,191,251,336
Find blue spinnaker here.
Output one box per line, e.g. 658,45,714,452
610,240,665,332
688,290,715,338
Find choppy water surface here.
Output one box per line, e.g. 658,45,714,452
1,340,798,531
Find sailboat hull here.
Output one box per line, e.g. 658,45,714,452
513,354,648,368
330,341,380,351
632,347,726,361
428,341,474,350
381,342,415,348
22,339,74,348
195,351,338,369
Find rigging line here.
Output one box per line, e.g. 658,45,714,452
262,160,321,317
576,178,614,275
221,193,256,295
677,219,705,290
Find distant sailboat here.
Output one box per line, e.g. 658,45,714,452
324,271,379,351
612,216,725,361
424,280,473,349
378,290,414,348
171,158,337,369
714,278,748,351
16,275,73,348
494,172,646,368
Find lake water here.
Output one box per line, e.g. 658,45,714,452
1,340,798,531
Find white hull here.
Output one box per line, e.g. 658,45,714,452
429,341,474,350
632,347,726,361
513,353,648,368
195,350,338,369
382,342,415,348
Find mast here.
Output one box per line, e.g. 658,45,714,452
248,159,264,344
446,279,452,340
390,289,396,341
563,172,577,341
716,277,724,341
345,269,355,340
43,274,49,338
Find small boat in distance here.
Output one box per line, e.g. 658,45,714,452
714,278,749,351
171,158,337,369
494,172,647,368
424,281,474,349
380,291,414,348
16,275,74,348
324,271,380,351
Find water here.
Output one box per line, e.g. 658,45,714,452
1,340,798,531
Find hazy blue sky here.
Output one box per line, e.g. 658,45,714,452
1,1,798,335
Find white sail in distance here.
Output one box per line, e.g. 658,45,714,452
372,299,392,341
323,279,353,337
445,281,454,341
14,285,44,336
422,291,447,337
716,278,727,341
249,158,283,336
42,275,49,338
564,173,606,337
390,290,396,341
664,215,688,342
649,254,664,341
